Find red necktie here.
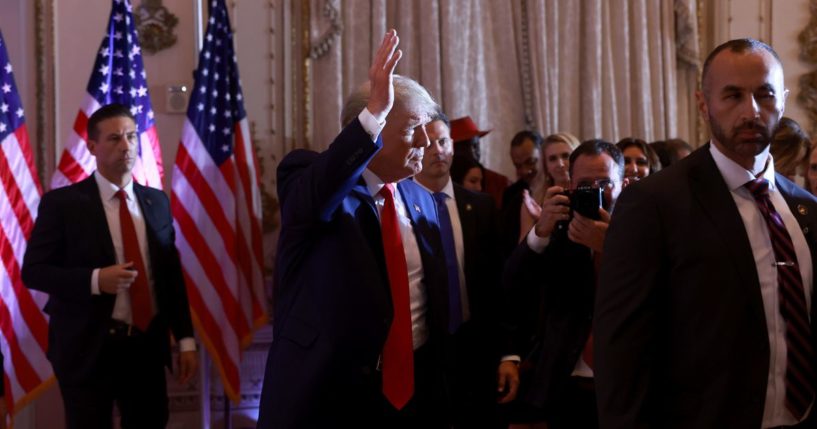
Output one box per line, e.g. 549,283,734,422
116,190,154,332
745,178,815,420
378,184,414,409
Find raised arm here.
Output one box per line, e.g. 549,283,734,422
278,30,403,225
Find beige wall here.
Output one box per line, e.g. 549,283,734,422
713,0,813,135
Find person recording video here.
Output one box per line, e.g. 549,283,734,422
496,140,624,429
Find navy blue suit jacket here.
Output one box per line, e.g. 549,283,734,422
258,119,449,428
22,175,193,386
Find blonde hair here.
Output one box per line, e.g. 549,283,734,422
541,132,580,188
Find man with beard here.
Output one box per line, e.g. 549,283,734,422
595,39,817,428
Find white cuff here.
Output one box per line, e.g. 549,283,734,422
358,108,386,142
91,268,101,295
526,228,550,253
179,337,197,352
501,355,521,363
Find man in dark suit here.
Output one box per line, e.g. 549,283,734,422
257,30,450,428
22,103,197,428
414,111,503,428
595,39,817,428
497,140,624,429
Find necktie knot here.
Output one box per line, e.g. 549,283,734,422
433,192,447,204
745,178,770,198
380,183,395,200
115,189,127,202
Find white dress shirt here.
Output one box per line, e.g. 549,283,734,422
710,143,813,427
415,177,471,322
91,172,196,352
357,107,429,350
362,169,429,351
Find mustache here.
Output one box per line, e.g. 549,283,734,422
734,120,770,136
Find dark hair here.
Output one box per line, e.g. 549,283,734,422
510,130,543,149
617,137,662,174
431,109,450,129
569,139,624,180
450,153,483,186
771,117,811,177
701,38,782,94
453,137,481,160
87,104,136,142
651,139,693,168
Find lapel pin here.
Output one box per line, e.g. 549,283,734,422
804,226,810,234
797,204,808,216
414,204,421,213
465,203,473,211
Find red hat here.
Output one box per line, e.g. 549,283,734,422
449,116,491,142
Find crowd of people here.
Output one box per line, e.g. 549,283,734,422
21,26,817,429
256,31,817,429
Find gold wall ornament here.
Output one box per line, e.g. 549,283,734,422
249,121,280,238
799,0,817,63
798,0,817,135
308,0,342,60
134,0,179,54
798,71,817,138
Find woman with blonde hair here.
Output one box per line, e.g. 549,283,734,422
518,132,580,244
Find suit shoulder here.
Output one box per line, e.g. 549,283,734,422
454,184,494,208
40,178,95,204
400,179,433,202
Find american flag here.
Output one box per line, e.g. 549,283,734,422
51,0,163,190
171,0,267,402
0,29,54,420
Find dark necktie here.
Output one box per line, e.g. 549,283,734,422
433,192,463,334
115,190,154,332
378,184,414,409
745,178,815,419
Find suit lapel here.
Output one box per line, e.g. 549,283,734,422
688,147,766,325
776,176,817,332
350,180,389,287
81,176,117,265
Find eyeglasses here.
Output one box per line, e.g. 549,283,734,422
575,178,614,189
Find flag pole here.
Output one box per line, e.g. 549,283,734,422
224,391,232,429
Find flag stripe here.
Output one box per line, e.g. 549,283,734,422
174,227,241,360
171,188,249,340
174,143,240,264
172,0,267,403
0,27,52,420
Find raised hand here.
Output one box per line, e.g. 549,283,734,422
534,186,570,238
367,30,402,123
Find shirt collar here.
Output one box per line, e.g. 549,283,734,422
709,142,777,192
94,171,135,202
362,168,387,198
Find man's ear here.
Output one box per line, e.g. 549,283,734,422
86,139,96,156
695,90,709,123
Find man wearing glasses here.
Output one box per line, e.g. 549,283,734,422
498,140,624,429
